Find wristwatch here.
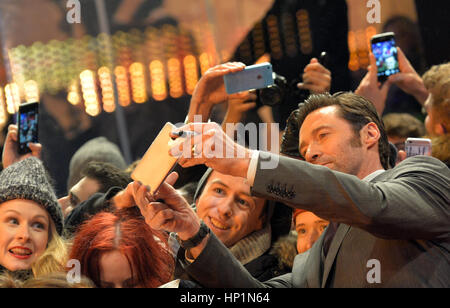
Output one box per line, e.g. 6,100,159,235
176,220,210,249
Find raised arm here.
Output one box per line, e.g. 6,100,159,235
187,62,246,123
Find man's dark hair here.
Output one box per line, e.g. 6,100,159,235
280,109,301,158
81,161,132,193
297,92,391,169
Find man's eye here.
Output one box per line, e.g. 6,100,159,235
8,218,19,225
214,188,224,194
297,229,306,235
69,196,78,207
319,133,328,139
238,199,249,207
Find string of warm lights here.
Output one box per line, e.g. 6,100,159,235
67,80,81,106
149,60,167,102
348,26,377,71
282,12,298,57
114,66,131,107
183,55,199,96
98,67,115,112
252,21,266,60
267,14,283,60
129,62,148,103
4,83,20,114
80,70,100,116
296,9,313,56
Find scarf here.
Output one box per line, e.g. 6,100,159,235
229,224,272,266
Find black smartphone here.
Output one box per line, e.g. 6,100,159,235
17,102,39,154
370,32,400,82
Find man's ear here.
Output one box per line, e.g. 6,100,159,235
362,122,380,149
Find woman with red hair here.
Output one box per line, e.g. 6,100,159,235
69,208,174,288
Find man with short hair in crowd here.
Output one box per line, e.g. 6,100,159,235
62,161,131,237
59,161,131,216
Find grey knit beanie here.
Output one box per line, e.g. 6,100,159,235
67,137,127,190
0,157,63,235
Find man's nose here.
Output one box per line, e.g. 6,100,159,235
58,196,70,212
304,143,322,163
217,198,234,219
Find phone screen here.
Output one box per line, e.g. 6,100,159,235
18,102,39,154
371,35,399,81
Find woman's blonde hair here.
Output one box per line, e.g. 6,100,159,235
32,220,70,278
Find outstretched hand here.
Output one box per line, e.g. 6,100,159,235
188,62,246,123
2,124,42,169
355,53,392,115
132,172,201,241
297,58,331,94
387,47,428,105
169,122,252,179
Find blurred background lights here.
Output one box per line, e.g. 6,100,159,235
80,69,100,116
5,83,21,114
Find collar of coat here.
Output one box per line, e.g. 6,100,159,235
229,223,272,265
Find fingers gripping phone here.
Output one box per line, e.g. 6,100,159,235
405,138,432,157
131,122,179,195
370,32,400,82
224,62,274,94
17,102,39,154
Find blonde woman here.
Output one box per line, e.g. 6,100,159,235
0,155,67,280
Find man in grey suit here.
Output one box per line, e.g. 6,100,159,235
133,91,449,288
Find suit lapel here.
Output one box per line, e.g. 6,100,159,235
305,232,325,288
321,224,351,288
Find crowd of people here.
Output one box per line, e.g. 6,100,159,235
0,27,448,288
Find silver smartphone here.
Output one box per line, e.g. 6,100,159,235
405,137,432,157
223,62,274,94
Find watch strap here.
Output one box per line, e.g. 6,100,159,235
176,220,210,249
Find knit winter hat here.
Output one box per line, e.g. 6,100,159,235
67,137,127,190
0,157,63,235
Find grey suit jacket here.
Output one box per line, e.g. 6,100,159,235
180,155,450,287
